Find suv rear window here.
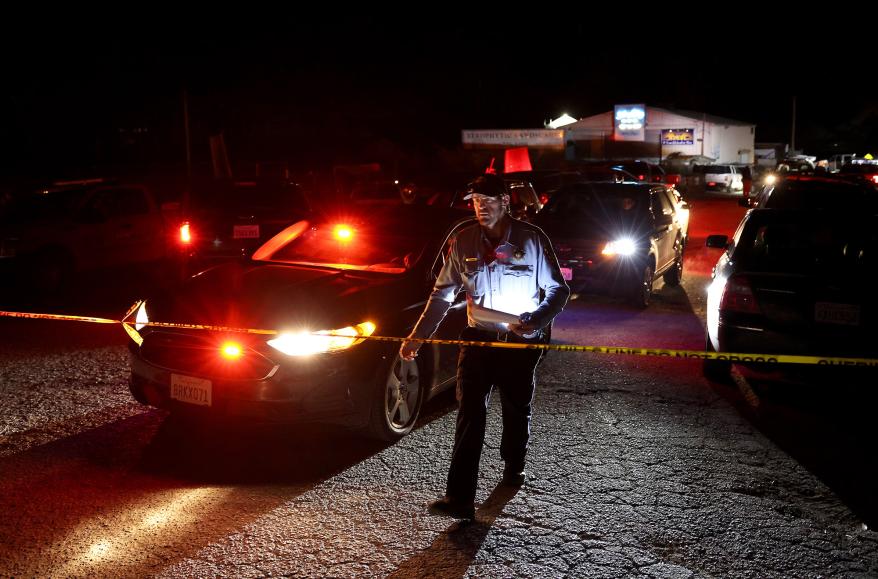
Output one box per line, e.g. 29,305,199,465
694,165,732,174
188,181,308,212
762,180,876,210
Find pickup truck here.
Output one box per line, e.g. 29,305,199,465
0,179,178,293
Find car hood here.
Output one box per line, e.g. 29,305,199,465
145,261,417,334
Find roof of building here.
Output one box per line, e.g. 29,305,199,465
652,107,754,127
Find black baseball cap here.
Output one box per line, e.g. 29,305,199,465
462,174,507,199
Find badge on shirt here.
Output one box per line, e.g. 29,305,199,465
464,256,482,273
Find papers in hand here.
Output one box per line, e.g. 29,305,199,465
470,303,521,325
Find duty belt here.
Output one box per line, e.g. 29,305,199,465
463,326,544,344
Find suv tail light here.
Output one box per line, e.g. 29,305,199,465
179,222,192,244
719,275,760,313
665,174,681,185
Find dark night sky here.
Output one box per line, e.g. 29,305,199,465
2,16,875,178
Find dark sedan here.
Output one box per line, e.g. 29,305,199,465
534,182,685,307
127,204,471,440
704,208,878,379
172,178,312,277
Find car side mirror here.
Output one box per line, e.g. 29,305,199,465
706,234,729,248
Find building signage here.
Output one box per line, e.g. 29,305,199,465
661,128,695,145
614,104,646,142
461,129,565,149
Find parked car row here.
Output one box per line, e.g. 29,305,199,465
1,168,693,441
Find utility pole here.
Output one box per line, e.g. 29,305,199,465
790,95,797,153
183,88,192,178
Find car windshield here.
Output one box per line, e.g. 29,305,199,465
543,187,647,220
189,181,308,212
0,187,91,223
350,181,401,200
694,165,730,174
252,215,432,273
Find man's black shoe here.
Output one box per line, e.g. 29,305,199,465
502,469,526,487
427,496,475,519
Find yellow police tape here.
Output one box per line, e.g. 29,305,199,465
1,306,877,367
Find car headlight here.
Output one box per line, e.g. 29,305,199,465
267,321,376,356
122,300,148,346
135,301,149,331
601,238,637,257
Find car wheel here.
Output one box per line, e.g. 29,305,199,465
630,262,654,308
662,239,684,286
368,355,425,441
703,336,732,383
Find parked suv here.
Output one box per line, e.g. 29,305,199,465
693,165,744,193
534,182,685,307
173,178,312,277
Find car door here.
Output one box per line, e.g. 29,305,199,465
650,188,677,270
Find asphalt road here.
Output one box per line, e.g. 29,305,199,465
1,194,877,577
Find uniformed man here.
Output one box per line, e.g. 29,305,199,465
400,173,570,520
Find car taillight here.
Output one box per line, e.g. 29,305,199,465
638,174,645,181
867,174,878,184
666,174,681,185
719,275,760,313
708,181,717,187
539,193,549,206
179,222,192,244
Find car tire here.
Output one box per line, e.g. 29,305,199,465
367,354,425,441
662,239,684,286
630,262,654,308
703,336,732,383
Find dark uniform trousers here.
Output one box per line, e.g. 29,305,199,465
446,326,547,503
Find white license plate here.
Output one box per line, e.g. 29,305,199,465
233,224,260,239
170,373,212,406
814,302,860,326
560,267,573,281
